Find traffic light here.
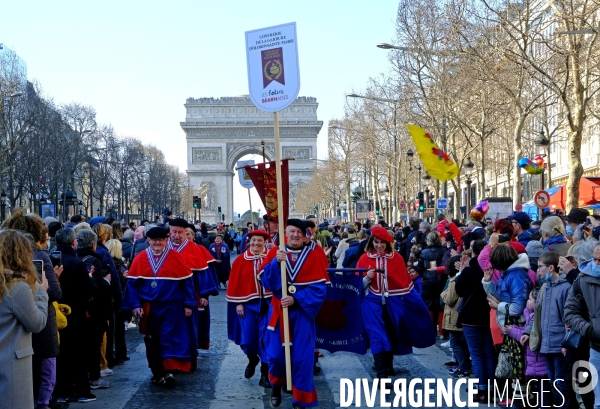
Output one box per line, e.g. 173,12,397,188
418,192,425,212
218,206,222,215
221,214,225,221
375,201,380,215
193,196,199,208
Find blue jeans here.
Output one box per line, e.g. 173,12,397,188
545,353,570,409
449,330,471,372
462,325,495,390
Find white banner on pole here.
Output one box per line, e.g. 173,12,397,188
237,159,255,189
245,22,300,113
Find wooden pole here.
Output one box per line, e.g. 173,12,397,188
274,111,292,391
248,189,255,230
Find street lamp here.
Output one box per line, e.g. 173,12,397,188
464,157,475,214
0,190,7,222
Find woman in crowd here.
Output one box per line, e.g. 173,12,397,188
455,240,493,403
356,226,435,380
418,232,448,339
91,223,125,366
209,234,231,289
0,229,49,409
441,255,471,378
484,244,533,407
2,210,63,409
540,216,571,256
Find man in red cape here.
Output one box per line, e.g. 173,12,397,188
261,219,330,409
122,227,196,387
167,218,209,367
226,229,272,387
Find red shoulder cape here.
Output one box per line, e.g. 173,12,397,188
226,248,272,302
356,251,413,296
128,249,192,280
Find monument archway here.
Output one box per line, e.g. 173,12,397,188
183,96,323,224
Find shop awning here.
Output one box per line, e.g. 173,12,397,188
578,177,600,207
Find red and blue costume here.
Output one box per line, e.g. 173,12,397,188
168,238,209,364
195,244,220,349
226,247,271,361
122,247,196,374
261,241,329,408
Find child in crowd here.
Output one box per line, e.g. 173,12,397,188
504,289,549,407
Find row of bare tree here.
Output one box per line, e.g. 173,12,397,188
298,0,600,222
0,48,192,221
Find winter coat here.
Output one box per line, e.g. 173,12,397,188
76,248,112,322
55,246,97,327
441,276,462,331
509,308,547,377
543,237,571,257
31,249,61,358
96,243,122,309
0,283,48,409
565,259,600,352
455,257,490,327
479,245,536,285
418,244,447,311
342,241,362,268
534,274,571,354
120,239,134,261
482,253,532,319
516,229,534,247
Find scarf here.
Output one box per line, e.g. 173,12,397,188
214,243,222,259
543,235,568,249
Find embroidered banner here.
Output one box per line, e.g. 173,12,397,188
315,272,367,355
243,159,290,224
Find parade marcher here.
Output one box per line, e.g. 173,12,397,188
186,224,220,350
261,219,329,409
209,234,231,289
121,227,196,387
356,226,436,381
226,229,272,388
167,218,209,368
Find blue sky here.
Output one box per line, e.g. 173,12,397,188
2,0,399,215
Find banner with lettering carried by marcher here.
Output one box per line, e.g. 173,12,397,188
242,159,290,223
315,272,367,355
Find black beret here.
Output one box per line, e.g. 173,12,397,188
305,220,316,228
286,219,306,232
146,227,169,239
169,218,189,228
187,223,197,233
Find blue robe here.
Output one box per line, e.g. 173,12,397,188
261,243,329,408
209,242,231,285
122,248,196,372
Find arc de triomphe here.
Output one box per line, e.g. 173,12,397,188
183,96,323,224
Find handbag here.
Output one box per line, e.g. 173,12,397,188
561,330,582,349
495,349,513,379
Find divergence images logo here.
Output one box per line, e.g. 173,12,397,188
573,360,598,394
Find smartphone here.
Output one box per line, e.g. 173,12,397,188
430,260,437,268
49,251,62,267
33,260,43,282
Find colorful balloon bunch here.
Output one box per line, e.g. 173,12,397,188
518,156,546,175
470,200,489,222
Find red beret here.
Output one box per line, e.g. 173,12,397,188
246,230,270,240
370,226,393,244
508,241,526,254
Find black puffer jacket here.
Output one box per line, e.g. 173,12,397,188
32,249,61,358
454,257,489,327
418,243,447,311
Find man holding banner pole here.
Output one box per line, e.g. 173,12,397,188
261,219,329,408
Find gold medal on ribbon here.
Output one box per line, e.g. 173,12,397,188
288,285,296,294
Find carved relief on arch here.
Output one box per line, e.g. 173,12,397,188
197,182,216,212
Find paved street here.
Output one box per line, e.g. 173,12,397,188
83,257,483,409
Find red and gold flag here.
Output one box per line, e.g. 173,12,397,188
243,160,290,223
